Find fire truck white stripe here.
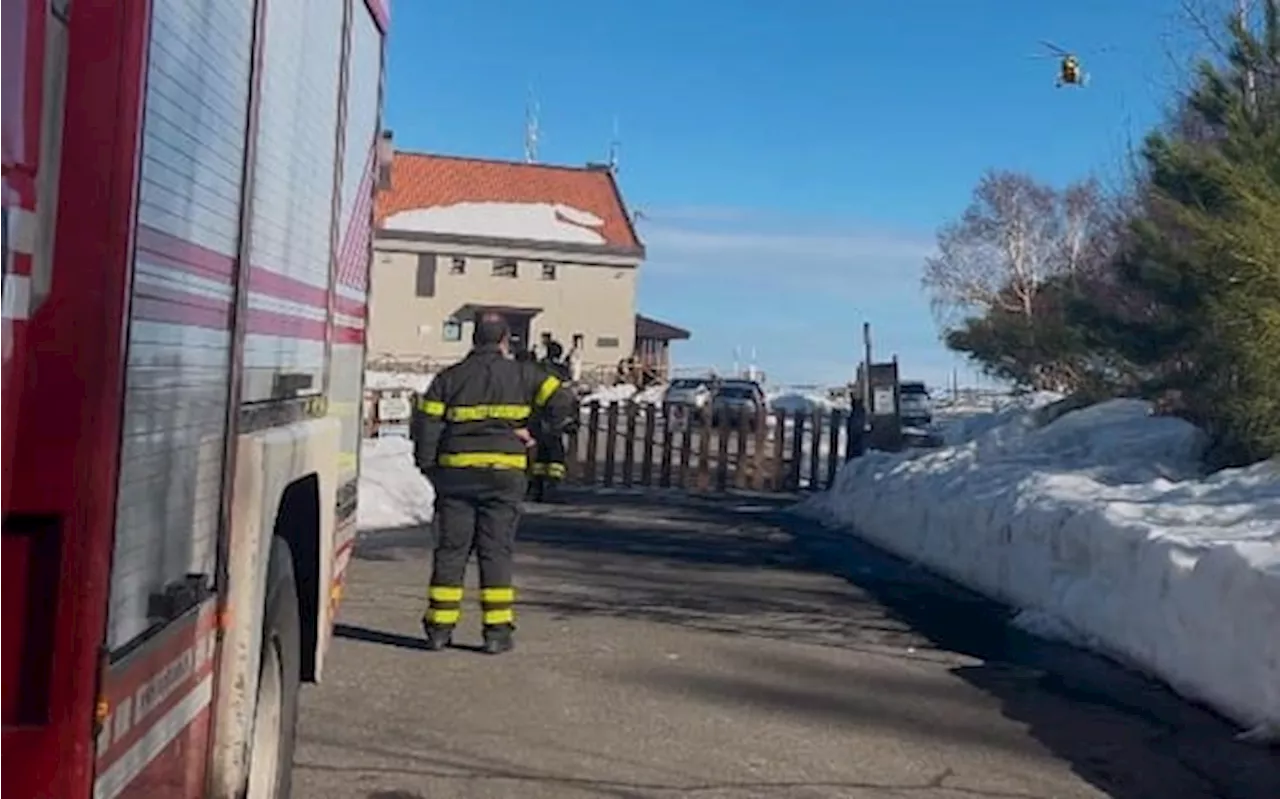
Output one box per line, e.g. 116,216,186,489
335,282,366,301
92,674,214,799
2,273,31,320
6,206,36,256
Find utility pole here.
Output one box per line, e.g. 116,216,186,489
861,321,873,423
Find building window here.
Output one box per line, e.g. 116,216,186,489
449,256,466,275
541,262,557,280
596,336,620,348
415,254,437,297
442,318,462,342
492,258,518,278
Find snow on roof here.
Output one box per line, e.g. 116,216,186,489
376,152,643,250
383,202,608,246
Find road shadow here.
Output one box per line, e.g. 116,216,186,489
334,623,489,654
349,489,1280,799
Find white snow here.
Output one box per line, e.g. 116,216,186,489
358,437,436,531
580,383,666,406
382,202,608,245
365,370,435,393
768,390,834,414
798,397,1280,739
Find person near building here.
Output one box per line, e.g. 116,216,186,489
529,340,577,501
410,312,574,654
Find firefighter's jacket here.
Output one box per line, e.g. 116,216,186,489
533,358,578,439
411,345,574,475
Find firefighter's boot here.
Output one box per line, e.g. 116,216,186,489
481,624,515,655
421,621,454,652
541,478,563,503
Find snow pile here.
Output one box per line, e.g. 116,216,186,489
357,438,436,531
769,391,833,414
798,397,1280,738
936,390,1062,446
382,202,608,245
580,383,666,406
366,371,435,393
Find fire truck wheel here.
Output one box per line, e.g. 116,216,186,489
246,537,302,799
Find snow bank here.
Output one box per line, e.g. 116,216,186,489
358,438,436,531
769,391,833,414
581,383,666,406
798,398,1280,738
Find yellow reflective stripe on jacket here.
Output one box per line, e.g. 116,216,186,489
533,375,561,407
419,399,446,417
446,404,531,422
437,452,528,469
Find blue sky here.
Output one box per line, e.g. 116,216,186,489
383,0,1207,387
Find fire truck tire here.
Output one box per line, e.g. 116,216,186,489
246,536,302,799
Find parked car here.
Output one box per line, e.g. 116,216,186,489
711,381,767,428
899,381,933,427
663,378,713,416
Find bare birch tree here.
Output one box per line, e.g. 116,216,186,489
923,171,1058,327
923,170,1116,332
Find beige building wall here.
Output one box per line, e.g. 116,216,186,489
368,234,640,367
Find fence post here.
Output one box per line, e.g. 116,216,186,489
846,399,866,460
603,403,619,488
734,417,751,490
641,404,657,487
584,402,601,485
789,412,805,490
677,413,694,488
660,407,677,488
826,409,844,488
694,412,713,491
750,411,768,491
807,409,823,491
771,410,788,491
715,417,732,492
621,402,638,487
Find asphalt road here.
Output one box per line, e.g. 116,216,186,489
294,490,1280,799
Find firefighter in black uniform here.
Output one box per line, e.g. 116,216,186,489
529,340,576,502
411,313,574,654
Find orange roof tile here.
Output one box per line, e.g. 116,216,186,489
375,152,643,251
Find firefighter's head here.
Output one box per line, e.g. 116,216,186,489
545,339,564,362
473,311,511,353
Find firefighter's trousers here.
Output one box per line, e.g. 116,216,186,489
530,434,567,481
426,467,526,629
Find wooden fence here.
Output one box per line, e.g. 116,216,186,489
565,401,866,494
364,391,870,494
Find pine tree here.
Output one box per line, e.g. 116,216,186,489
1078,1,1280,465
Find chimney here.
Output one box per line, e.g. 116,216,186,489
376,129,394,190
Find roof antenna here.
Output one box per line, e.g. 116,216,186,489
607,115,620,174
524,86,540,163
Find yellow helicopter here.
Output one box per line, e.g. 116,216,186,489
1034,40,1088,88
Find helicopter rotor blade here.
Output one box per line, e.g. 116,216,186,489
1039,39,1069,56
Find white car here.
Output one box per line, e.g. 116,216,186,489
663,378,713,414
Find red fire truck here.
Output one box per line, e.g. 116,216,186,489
2,0,389,796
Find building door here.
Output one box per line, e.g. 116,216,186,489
504,314,531,353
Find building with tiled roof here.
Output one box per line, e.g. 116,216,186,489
368,145,686,375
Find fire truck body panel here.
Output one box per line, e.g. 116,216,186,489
1,0,389,796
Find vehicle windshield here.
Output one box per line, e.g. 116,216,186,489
669,379,705,390
718,387,755,399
